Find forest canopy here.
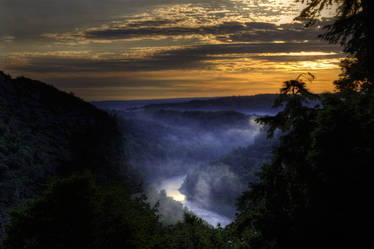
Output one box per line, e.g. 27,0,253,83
1,0,373,248
232,0,373,248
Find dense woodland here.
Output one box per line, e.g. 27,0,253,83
1,0,373,248
180,133,277,219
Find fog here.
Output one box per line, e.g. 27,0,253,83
94,96,277,226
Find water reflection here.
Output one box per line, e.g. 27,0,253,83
156,175,232,227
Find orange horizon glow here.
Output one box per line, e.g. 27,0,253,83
17,66,339,101
1,0,343,101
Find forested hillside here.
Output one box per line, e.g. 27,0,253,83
180,132,277,218
1,0,372,248
229,1,374,248
116,108,262,180
143,95,279,114
0,71,138,238
0,72,227,248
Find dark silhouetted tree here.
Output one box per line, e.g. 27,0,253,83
1,173,162,249
233,1,373,248
297,0,373,91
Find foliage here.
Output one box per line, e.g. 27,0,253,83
234,81,373,249
1,72,237,247
119,108,265,181
146,189,187,225
1,173,162,249
1,172,238,249
1,1,373,247
161,213,225,249
233,1,373,248
0,72,140,239
181,132,276,219
297,0,373,90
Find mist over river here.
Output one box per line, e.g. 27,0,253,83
94,96,277,227
155,175,232,227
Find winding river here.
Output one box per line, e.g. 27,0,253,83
156,175,232,227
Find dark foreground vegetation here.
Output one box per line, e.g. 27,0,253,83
1,0,373,248
231,1,374,248
0,72,134,236
0,72,227,249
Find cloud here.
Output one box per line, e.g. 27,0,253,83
3,41,342,75
1,1,342,100
83,22,246,41
0,0,254,39
0,0,310,43
2,0,337,74
3,41,342,76
44,19,330,45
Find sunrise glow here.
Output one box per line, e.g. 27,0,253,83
0,0,342,100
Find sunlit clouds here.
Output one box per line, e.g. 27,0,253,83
0,0,343,100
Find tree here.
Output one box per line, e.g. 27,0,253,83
297,0,373,91
1,173,163,249
235,75,320,249
233,1,373,248
258,73,318,138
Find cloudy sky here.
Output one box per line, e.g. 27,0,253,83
0,0,342,100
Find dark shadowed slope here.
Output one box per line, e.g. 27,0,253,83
0,71,135,239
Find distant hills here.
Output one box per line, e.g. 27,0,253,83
143,95,279,113
93,94,280,115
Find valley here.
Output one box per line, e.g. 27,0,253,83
94,96,278,226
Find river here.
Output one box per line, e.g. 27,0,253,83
156,175,232,227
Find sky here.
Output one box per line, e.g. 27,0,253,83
0,0,342,100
